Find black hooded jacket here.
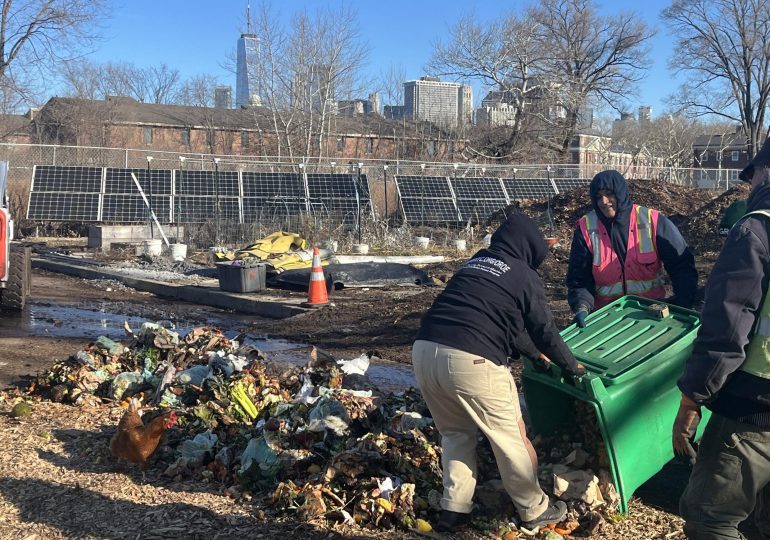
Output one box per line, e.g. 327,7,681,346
678,180,770,427
565,170,697,312
415,212,581,373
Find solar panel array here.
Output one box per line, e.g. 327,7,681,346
28,166,103,222
395,175,590,224
27,166,372,224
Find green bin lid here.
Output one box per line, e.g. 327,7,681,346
561,296,700,384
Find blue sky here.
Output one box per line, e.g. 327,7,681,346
88,0,678,119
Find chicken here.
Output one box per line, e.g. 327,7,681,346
110,398,177,473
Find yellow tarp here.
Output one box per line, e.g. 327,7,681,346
212,231,330,271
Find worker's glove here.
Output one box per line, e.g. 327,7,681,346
573,309,589,328
672,394,702,465
562,362,586,386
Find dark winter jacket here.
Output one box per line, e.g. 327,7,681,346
678,180,770,427
415,211,581,374
565,170,698,312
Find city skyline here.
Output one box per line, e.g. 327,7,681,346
85,0,678,118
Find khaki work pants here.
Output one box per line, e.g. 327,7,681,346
411,339,549,520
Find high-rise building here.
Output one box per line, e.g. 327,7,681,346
214,86,232,109
367,92,380,115
638,105,652,123
235,32,260,108
403,77,472,128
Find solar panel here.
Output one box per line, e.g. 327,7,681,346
105,168,172,195
503,178,556,200
243,198,307,222
102,194,172,223
554,178,591,193
27,192,100,221
451,177,507,199
450,177,509,223
397,176,453,198
401,198,461,223
242,172,304,198
456,200,510,223
307,173,358,198
175,196,241,223
175,170,239,197
395,175,461,224
32,166,102,193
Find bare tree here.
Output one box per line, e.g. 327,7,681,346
662,0,770,155
427,12,546,159
530,0,654,154
376,63,406,111
60,60,182,104
174,74,220,107
0,0,108,109
143,64,182,104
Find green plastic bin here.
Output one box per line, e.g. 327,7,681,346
522,295,709,512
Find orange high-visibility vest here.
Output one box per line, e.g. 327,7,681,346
578,204,665,309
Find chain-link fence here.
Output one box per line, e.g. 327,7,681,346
0,142,744,249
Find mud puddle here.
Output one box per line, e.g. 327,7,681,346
2,303,417,394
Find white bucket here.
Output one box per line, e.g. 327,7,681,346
352,243,369,254
208,246,226,263
322,239,339,252
169,243,188,262
415,236,430,249
453,239,467,252
135,239,163,257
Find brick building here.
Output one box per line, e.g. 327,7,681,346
26,96,464,162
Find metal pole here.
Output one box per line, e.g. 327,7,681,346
146,156,154,239
213,158,221,246
357,163,363,244
420,163,426,228
178,156,185,241
383,164,389,226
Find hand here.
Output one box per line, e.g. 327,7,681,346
573,309,589,328
534,353,552,373
562,362,586,386
672,394,702,462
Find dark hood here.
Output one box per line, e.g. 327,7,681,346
589,170,633,225
740,137,770,182
746,177,770,212
489,210,548,269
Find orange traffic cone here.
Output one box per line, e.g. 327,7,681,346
306,246,330,306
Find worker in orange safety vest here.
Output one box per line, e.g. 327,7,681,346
566,170,698,327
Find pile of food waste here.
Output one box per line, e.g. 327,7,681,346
14,321,624,538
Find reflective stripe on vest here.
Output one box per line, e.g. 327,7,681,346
596,276,665,298
584,211,602,266
637,206,655,254
740,209,770,379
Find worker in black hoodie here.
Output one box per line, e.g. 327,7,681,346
566,170,697,327
675,138,770,539
412,211,583,533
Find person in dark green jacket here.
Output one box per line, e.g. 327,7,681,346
718,198,747,236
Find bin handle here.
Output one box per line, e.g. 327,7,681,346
524,357,609,400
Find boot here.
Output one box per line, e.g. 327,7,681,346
434,510,471,532
522,500,567,530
